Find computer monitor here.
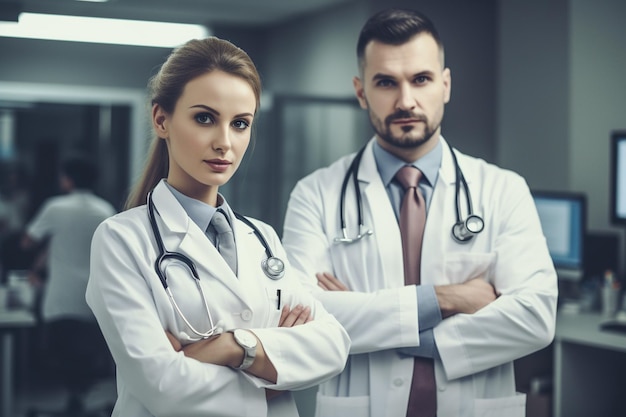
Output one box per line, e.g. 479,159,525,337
532,191,587,281
610,131,626,225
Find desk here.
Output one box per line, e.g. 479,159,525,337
554,312,626,417
0,309,36,417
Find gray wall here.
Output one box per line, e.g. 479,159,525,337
570,0,626,232
498,0,626,236
498,0,570,190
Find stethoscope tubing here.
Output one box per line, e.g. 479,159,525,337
335,141,484,244
146,190,285,339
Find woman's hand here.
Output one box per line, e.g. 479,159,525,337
163,304,314,395
278,304,312,326
266,304,313,400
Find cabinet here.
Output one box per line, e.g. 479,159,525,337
554,312,626,417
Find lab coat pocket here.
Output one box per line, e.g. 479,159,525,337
264,287,284,327
314,393,369,417
473,393,526,417
443,252,496,284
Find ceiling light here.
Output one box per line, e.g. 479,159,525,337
0,12,209,48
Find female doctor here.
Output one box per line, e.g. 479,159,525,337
86,37,350,417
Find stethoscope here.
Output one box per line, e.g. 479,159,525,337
334,141,484,245
147,191,285,339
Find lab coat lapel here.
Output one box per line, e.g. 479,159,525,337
358,140,405,288
151,181,246,302
231,214,267,306
421,137,457,285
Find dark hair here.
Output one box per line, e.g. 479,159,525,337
61,154,98,189
125,36,262,209
356,8,444,71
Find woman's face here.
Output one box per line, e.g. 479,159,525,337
153,70,256,205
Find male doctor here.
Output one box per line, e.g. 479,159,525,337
282,8,558,417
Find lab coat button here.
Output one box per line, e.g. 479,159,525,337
241,310,253,321
393,378,404,387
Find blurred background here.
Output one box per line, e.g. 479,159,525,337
0,0,625,416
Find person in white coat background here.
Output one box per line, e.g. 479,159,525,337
86,37,350,417
282,8,558,417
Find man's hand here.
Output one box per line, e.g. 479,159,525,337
316,272,350,291
435,277,498,318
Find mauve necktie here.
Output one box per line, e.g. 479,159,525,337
395,166,437,417
210,209,237,275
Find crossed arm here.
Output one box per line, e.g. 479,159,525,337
165,304,312,388
316,272,497,318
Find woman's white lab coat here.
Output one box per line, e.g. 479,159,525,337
282,138,558,417
86,180,350,417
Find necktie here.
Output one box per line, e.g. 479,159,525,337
395,166,437,417
210,210,237,275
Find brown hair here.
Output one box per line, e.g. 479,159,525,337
125,37,262,209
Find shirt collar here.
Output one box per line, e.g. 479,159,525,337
373,138,442,187
164,182,232,232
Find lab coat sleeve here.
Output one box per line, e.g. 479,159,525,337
86,216,268,417
283,175,420,355
435,172,558,381
247,222,351,391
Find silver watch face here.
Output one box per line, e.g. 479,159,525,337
235,329,257,348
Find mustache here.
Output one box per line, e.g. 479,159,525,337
385,110,427,124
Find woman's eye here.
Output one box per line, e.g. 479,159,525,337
195,113,214,124
232,120,250,130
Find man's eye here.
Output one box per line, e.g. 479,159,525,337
195,113,213,124
376,79,395,87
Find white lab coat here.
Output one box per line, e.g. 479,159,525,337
282,137,558,417
86,180,350,417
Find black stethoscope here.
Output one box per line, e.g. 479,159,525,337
147,191,285,339
334,141,484,245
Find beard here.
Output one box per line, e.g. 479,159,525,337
368,108,439,149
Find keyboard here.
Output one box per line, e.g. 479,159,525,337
599,311,626,334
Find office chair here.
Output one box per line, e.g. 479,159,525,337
26,319,115,417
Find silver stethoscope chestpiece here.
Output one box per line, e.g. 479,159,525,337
465,214,484,234
262,256,285,280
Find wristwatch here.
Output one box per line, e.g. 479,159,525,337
229,329,257,370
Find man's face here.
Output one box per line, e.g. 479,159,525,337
354,33,451,160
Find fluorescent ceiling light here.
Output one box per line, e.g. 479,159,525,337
0,13,209,48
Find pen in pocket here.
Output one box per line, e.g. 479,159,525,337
277,289,281,310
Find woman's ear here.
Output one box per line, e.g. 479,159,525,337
152,104,169,138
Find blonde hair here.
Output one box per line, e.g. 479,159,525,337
125,37,262,209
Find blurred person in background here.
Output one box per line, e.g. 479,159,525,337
21,153,117,413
